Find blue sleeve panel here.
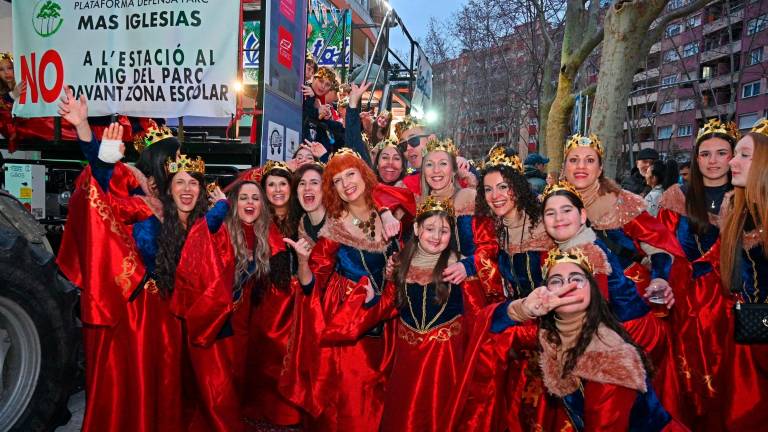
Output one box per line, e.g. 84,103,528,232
490,300,519,333
205,200,230,233
80,133,115,192
343,106,373,167
650,253,673,281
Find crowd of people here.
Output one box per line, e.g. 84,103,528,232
2,47,766,431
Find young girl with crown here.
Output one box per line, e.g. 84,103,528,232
448,248,689,431
322,196,486,431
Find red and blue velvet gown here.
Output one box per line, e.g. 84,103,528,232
285,217,400,431
447,299,689,432
242,222,303,427
324,262,487,432
658,183,731,426
171,203,254,432
495,221,556,431
712,222,768,431
57,153,183,431
585,189,691,420
560,228,684,427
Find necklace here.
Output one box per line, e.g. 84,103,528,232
351,210,378,239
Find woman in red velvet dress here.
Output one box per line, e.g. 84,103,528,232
717,121,768,431
242,160,305,429
172,180,271,432
290,149,402,431
657,119,738,429
562,133,692,421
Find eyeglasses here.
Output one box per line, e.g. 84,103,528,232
400,134,429,148
545,274,587,291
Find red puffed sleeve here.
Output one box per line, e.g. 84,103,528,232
308,236,341,295
583,381,636,431
321,278,398,344
657,207,681,236
171,220,235,347
623,211,685,259
373,183,417,221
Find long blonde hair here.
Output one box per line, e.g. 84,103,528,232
226,181,271,285
720,132,768,292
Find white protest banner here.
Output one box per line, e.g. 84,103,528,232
12,0,239,118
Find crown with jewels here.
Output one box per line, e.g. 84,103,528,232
751,118,768,137
134,125,175,152
565,133,604,158
329,147,362,161
542,180,583,202
425,137,457,156
395,115,422,139
0,52,12,62
306,50,316,63
166,154,205,174
542,247,594,276
482,146,523,173
417,195,455,218
263,160,291,177
696,118,740,144
313,67,337,82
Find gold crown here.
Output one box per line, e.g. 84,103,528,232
483,146,523,173
425,137,457,156
417,195,455,218
542,247,594,276
0,52,12,62
134,125,175,152
564,134,604,158
329,147,362,161
542,180,583,202
696,118,740,144
166,154,205,174
306,50,316,63
374,137,398,151
751,118,768,137
313,67,337,82
395,115,422,139
338,97,350,108
263,160,291,176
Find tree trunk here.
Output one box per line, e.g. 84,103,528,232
545,72,576,170
590,0,668,179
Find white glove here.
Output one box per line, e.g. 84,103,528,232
98,139,124,163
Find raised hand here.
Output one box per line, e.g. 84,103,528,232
347,82,372,109
519,282,585,317
58,86,92,142
284,237,312,261
208,185,226,203
305,140,327,159
302,85,315,98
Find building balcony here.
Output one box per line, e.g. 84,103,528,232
649,42,661,54
703,10,744,35
624,117,654,130
700,39,741,63
700,72,740,89
628,92,658,106
634,67,660,82
697,103,736,119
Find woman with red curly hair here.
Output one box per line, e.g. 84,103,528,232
285,149,402,431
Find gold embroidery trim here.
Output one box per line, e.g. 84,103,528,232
85,181,139,297
398,317,462,345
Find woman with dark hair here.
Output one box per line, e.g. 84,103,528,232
449,248,688,431
172,179,271,432
370,109,393,144
287,149,401,430
374,140,407,186
294,162,327,244
457,146,553,431
657,119,737,428
717,120,768,431
561,133,691,418
242,160,305,428
645,159,679,217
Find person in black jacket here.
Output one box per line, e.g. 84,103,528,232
620,147,659,196
523,153,549,195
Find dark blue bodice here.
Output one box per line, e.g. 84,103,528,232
498,249,544,299
562,378,672,432
739,242,768,304
132,216,161,274
398,282,463,331
594,239,650,321
674,215,718,278
456,214,478,276
335,241,397,292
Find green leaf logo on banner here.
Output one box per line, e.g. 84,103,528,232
32,0,64,38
